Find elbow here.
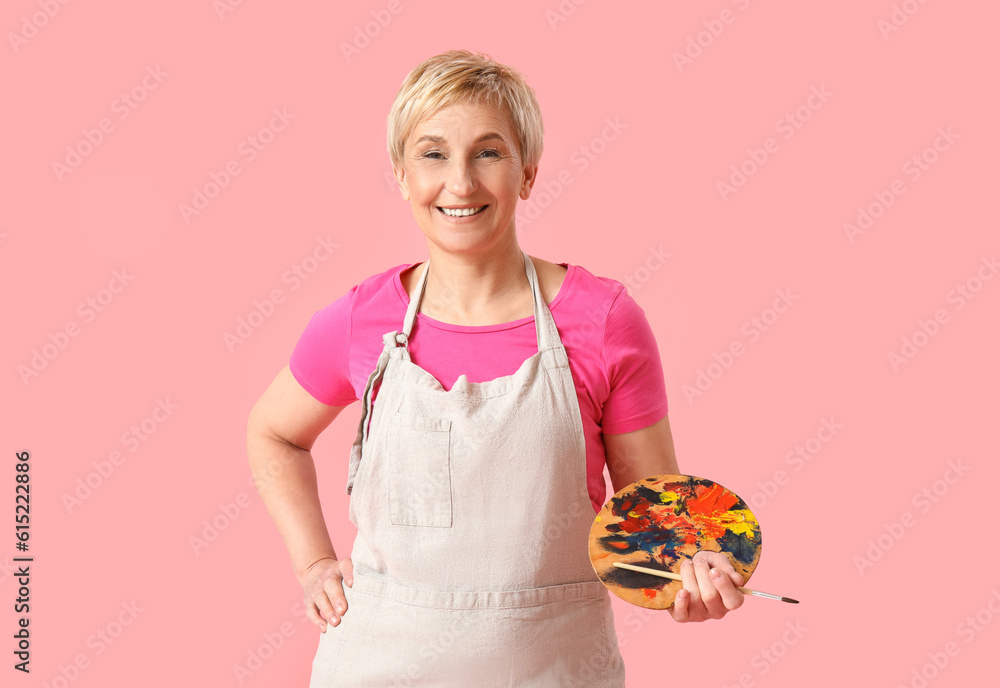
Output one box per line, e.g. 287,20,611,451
246,403,277,467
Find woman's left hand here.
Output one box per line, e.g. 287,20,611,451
669,550,745,623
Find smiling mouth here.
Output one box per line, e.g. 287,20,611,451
438,205,487,217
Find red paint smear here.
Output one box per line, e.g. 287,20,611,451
687,483,737,517
617,520,644,534
608,541,630,550
637,509,701,545
642,588,657,599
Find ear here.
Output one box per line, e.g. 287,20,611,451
520,162,539,200
393,162,410,201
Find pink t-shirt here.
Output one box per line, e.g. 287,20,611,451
289,261,669,513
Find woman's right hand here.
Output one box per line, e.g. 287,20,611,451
299,556,354,633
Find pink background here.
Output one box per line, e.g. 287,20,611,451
3,0,998,686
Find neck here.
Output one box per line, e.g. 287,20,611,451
420,238,530,324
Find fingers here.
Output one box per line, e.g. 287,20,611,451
310,594,345,633
695,557,744,617
693,550,745,588
709,565,745,612
312,586,340,632
339,557,354,588
304,602,326,632
321,575,348,626
692,550,745,607
673,558,701,623
301,559,350,633
692,558,728,619
323,558,354,624
671,554,745,623
670,588,691,622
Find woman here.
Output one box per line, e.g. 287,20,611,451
247,49,746,686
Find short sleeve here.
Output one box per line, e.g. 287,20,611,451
289,287,358,406
599,289,669,434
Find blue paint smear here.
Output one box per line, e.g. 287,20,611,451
716,528,759,565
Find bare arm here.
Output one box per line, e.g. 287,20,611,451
603,414,745,622
246,365,351,631
604,414,679,494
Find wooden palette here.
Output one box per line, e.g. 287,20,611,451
589,474,762,609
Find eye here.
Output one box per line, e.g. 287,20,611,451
419,150,444,159
479,148,501,158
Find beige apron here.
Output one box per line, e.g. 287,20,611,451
310,250,626,687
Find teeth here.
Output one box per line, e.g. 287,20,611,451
440,206,486,217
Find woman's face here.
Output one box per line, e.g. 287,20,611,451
394,100,537,256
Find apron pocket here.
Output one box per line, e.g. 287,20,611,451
388,413,453,527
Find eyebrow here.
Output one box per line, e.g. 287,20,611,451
414,133,508,146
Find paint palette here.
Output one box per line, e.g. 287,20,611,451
588,474,762,609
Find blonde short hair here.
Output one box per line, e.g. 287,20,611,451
387,49,544,171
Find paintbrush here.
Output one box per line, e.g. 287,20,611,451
612,561,799,604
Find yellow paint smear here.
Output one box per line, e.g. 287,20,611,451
699,509,759,536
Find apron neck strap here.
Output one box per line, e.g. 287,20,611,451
399,250,562,352
400,256,430,342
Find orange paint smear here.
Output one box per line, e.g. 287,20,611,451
693,509,752,540
642,588,657,599
687,483,738,516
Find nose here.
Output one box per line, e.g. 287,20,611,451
446,158,477,197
